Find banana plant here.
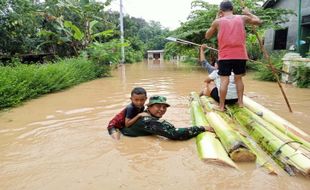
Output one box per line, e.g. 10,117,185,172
36,0,114,55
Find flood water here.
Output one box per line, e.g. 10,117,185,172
0,60,309,190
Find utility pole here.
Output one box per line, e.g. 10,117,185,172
297,0,302,54
119,0,125,64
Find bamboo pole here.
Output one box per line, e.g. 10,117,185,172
238,0,293,112
166,37,288,75
240,105,310,156
200,96,256,162
203,97,283,175
227,105,310,176
243,96,310,144
215,107,279,174
190,92,238,168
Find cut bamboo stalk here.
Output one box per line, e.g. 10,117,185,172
196,132,238,168
234,130,279,175
228,105,310,176
200,96,256,162
215,106,280,175
243,96,310,146
190,92,238,169
203,97,281,175
241,106,310,156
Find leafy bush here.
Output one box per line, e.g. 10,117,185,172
85,41,121,65
246,34,263,61
0,57,108,108
292,65,310,88
125,47,144,63
253,51,286,81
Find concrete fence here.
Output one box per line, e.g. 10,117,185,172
281,53,310,85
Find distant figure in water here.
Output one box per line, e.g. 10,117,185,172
107,87,148,140
121,95,208,140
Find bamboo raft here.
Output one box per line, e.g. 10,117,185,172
190,92,310,176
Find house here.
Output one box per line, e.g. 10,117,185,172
147,50,164,60
263,0,310,57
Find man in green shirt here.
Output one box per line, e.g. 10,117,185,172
121,95,206,140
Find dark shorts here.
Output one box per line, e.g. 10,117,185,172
210,87,238,105
218,60,246,76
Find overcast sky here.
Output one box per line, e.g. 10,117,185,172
107,0,222,29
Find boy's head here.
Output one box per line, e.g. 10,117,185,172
220,1,233,12
130,87,147,108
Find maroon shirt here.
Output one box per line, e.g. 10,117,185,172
107,103,144,129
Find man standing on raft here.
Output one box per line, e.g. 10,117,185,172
205,1,262,111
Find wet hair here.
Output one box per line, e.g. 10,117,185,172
131,87,147,96
220,1,233,12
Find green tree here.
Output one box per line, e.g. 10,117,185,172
36,0,114,56
165,0,293,61
0,0,41,55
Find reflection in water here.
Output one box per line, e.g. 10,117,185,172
147,58,163,65
0,61,309,190
119,63,126,86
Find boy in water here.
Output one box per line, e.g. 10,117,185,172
107,87,148,140
121,95,206,140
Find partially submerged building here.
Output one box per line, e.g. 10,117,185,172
147,50,164,60
263,0,310,57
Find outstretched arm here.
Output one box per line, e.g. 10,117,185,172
205,19,219,39
242,7,262,25
199,45,207,62
205,11,222,39
143,119,205,140
200,44,216,73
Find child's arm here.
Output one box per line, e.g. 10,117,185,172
204,76,213,84
199,45,207,62
125,112,149,128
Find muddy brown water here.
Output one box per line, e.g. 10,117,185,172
0,60,309,190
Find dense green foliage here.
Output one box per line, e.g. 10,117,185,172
292,65,310,88
0,0,113,56
165,0,293,62
0,0,41,55
0,0,170,108
0,57,107,108
122,16,169,62
0,0,169,62
251,51,286,81
1,0,307,109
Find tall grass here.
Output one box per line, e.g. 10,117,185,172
0,57,110,108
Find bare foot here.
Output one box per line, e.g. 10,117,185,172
213,105,226,112
237,102,244,108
